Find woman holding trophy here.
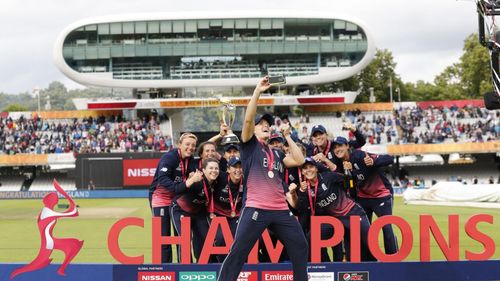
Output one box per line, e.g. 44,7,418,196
194,97,239,174
217,76,309,281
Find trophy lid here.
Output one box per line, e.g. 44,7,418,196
219,97,231,104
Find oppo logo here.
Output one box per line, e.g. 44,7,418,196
179,271,216,281
127,168,156,177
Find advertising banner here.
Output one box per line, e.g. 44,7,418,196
123,159,160,186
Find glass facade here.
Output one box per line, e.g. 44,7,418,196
62,18,368,80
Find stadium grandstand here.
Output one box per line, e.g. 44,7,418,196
0,99,498,194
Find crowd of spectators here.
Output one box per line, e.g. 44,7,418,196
1,104,499,155
0,114,173,155
384,105,500,145
293,106,499,145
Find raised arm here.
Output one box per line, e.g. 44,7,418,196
286,183,299,209
208,124,229,144
241,77,271,143
344,122,366,149
282,124,305,168
371,153,394,168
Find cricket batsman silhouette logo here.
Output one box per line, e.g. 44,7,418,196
10,179,84,279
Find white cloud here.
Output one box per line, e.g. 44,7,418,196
0,0,480,93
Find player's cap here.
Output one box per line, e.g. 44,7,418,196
310,125,327,136
333,136,348,145
301,157,318,168
254,113,274,126
227,156,242,167
269,132,284,143
224,144,240,152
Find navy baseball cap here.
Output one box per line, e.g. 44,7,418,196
224,144,240,152
333,136,348,145
310,125,327,136
301,157,318,168
254,113,274,126
269,132,284,143
227,156,242,167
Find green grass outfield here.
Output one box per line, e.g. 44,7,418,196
0,197,499,263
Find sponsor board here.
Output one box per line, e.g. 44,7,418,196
338,271,369,281
237,271,258,281
308,272,335,281
179,271,217,281
137,271,175,281
262,271,294,281
123,159,160,186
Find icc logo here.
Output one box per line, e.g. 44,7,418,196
10,179,84,279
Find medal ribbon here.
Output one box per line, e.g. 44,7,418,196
307,180,319,216
314,140,331,157
178,149,189,181
227,175,242,215
202,178,215,214
260,141,274,174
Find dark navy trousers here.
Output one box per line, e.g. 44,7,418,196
152,206,174,263
210,216,238,262
170,202,210,262
317,204,375,261
356,195,398,254
217,207,309,281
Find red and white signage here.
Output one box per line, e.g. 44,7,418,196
137,272,175,281
123,159,160,186
262,271,294,281
84,93,356,110
237,271,258,281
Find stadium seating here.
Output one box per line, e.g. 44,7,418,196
113,63,163,80
267,60,318,76
0,176,24,191
29,173,76,191
169,60,261,79
401,154,498,188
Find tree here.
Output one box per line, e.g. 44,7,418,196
459,33,492,97
3,103,28,112
318,49,404,103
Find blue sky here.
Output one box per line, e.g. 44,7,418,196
0,0,477,94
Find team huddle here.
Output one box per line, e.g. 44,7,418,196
149,77,398,281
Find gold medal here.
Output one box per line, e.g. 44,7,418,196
210,213,215,219
268,171,274,178
230,211,236,218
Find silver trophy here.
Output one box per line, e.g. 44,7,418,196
218,97,239,145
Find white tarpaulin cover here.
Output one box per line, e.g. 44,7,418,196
403,182,500,203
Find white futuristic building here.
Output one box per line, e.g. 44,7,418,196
54,11,376,89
